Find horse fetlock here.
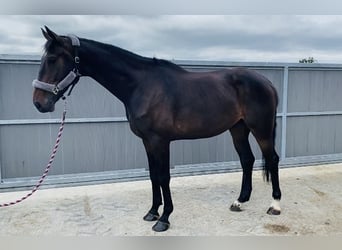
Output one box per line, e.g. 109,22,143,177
267,199,281,215
164,205,174,215
143,211,160,221
238,194,251,203
272,191,281,200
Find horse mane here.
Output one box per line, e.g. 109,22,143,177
81,38,186,72
152,57,185,71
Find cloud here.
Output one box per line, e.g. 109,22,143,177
1,15,342,63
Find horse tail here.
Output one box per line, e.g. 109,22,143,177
262,89,278,182
272,90,279,149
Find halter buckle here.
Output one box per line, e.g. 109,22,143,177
52,86,59,95
75,56,80,64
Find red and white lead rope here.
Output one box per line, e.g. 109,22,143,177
0,101,67,207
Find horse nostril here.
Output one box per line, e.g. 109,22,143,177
34,101,42,110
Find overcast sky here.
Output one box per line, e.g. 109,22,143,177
2,15,342,63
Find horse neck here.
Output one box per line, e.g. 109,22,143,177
78,39,146,104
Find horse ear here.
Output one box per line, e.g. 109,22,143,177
43,26,63,43
41,27,51,41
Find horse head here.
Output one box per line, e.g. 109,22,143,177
32,26,80,112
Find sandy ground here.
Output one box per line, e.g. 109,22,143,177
0,163,341,236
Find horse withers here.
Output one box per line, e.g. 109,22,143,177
32,27,281,232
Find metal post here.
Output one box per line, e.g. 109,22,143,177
0,121,2,182
0,135,2,183
281,66,289,161
0,161,2,183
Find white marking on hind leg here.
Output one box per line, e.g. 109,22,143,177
267,199,281,215
232,200,242,208
230,200,243,211
270,199,281,211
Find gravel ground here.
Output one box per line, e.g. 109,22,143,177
0,163,341,236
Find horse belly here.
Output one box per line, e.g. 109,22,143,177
172,114,239,140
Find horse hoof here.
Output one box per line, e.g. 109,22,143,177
230,204,242,212
267,207,281,215
152,220,170,232
230,200,242,212
143,212,159,221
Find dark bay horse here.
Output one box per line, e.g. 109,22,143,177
32,27,281,232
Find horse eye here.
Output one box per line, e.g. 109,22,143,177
47,56,57,63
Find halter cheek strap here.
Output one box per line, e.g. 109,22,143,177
32,34,81,96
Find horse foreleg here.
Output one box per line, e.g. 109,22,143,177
142,146,162,222
153,173,173,232
143,137,173,232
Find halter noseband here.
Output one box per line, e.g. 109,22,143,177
32,34,81,97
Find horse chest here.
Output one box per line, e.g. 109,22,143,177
128,120,145,137
126,109,152,138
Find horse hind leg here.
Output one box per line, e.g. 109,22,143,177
264,147,281,215
229,120,255,212
251,126,282,215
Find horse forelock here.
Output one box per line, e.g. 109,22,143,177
43,36,71,55
43,40,54,54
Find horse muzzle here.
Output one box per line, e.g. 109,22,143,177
33,99,55,113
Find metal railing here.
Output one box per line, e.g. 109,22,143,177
1,55,342,190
